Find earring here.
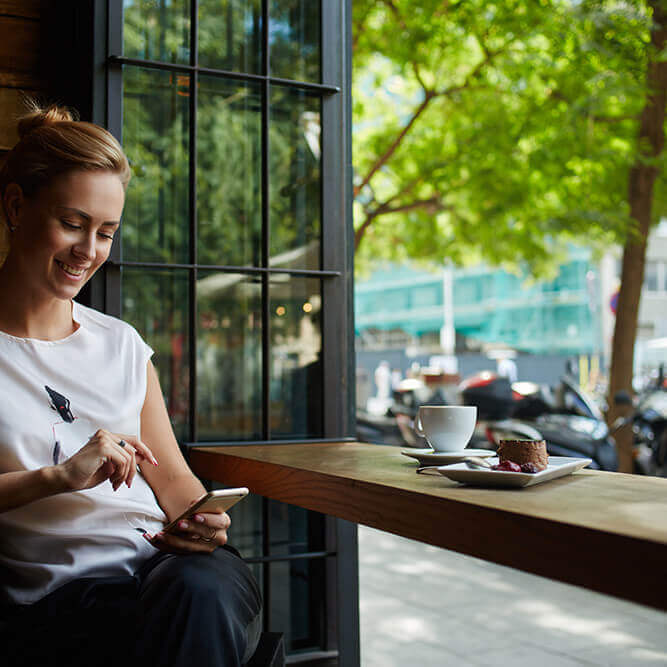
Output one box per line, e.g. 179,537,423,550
7,224,16,232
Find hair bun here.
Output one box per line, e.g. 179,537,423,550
17,102,77,140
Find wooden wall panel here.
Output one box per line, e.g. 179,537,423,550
0,15,42,89
0,1,44,150
0,1,45,20
0,87,30,150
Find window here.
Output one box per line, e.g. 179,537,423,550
73,1,355,662
644,261,658,291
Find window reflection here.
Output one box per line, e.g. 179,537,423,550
197,271,262,441
197,77,262,267
123,66,190,264
270,277,322,438
270,88,321,270
123,0,191,64
198,0,262,73
269,0,321,82
121,268,190,441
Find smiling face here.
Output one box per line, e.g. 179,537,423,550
4,170,125,301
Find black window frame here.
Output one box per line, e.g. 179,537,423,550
47,1,358,664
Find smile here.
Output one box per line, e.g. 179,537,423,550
55,260,87,278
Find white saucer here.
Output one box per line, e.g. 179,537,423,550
434,456,592,488
401,448,495,465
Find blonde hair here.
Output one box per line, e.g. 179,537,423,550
0,100,130,264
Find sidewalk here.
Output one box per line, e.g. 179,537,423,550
359,526,667,666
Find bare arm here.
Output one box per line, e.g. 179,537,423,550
137,361,207,521
0,466,68,514
0,429,157,514
137,361,231,552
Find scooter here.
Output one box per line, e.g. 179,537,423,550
459,371,618,471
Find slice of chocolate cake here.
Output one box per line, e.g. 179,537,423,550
497,439,548,472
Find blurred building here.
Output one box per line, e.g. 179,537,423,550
355,229,667,387
355,247,602,356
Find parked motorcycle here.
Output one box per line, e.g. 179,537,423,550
459,371,618,471
357,366,619,472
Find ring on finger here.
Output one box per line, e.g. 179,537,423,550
118,439,127,448
201,536,213,543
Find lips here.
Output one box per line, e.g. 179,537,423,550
55,260,88,278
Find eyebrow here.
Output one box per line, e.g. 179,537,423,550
55,206,121,227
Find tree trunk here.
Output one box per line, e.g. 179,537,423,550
607,1,666,473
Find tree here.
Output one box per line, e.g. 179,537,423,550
353,0,666,471
607,0,666,473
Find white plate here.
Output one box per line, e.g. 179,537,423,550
401,448,495,466
433,456,592,488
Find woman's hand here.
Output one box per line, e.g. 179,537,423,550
144,509,231,554
58,429,159,492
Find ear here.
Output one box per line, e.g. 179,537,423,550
3,183,25,230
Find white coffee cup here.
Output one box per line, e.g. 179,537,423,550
414,406,477,452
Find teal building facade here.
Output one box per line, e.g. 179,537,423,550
355,249,602,355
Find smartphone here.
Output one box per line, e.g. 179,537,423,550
162,487,249,534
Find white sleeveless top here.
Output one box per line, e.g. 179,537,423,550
0,301,166,604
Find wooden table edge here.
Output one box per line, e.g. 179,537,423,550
190,445,667,612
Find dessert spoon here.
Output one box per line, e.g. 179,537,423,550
463,456,494,469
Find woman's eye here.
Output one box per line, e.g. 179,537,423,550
98,232,114,241
61,220,81,230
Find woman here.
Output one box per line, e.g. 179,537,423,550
0,102,261,667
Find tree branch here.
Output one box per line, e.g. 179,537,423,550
355,195,446,249
356,41,504,200
354,90,435,197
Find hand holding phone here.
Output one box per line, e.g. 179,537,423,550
162,487,249,534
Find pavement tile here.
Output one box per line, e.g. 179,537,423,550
359,526,667,667
468,644,598,666
575,644,667,667
361,636,470,667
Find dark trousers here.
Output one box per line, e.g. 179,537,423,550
1,546,262,667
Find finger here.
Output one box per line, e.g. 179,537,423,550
104,442,132,490
148,531,212,554
174,520,219,541
193,512,231,532
113,433,159,467
125,446,137,488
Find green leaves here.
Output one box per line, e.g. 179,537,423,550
353,0,663,276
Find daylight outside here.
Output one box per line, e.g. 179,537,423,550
3,1,662,666
351,2,667,666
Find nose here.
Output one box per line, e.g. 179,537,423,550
72,231,97,261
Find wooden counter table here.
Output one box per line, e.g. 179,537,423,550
189,441,667,611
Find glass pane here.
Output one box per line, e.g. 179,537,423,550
197,271,262,440
269,502,325,556
270,277,322,438
123,0,191,64
123,66,190,264
198,0,262,73
197,77,262,267
270,89,321,270
269,0,321,82
121,268,190,441
269,558,326,652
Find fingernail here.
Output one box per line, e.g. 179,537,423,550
194,515,205,523
179,521,188,529
142,533,152,540
152,458,159,466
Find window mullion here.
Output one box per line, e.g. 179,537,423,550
188,0,199,443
